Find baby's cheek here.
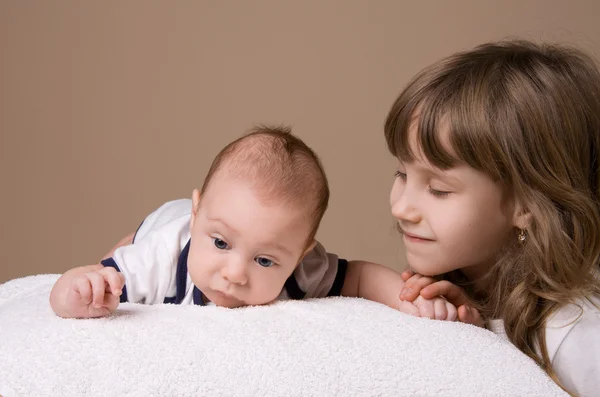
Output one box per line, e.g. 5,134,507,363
188,250,215,283
256,276,286,304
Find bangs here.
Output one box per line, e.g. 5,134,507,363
384,60,508,180
386,92,459,170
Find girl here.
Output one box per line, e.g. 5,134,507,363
391,40,600,396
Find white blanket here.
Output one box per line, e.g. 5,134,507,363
0,275,566,397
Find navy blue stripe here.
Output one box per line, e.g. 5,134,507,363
163,296,177,304
284,275,305,299
174,239,205,306
193,287,204,305
326,259,348,297
175,240,192,304
101,258,128,303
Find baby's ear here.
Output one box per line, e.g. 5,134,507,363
190,189,201,229
301,239,317,260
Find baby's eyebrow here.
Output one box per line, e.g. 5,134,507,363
206,217,239,235
265,242,293,258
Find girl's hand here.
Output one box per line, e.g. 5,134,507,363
400,270,484,327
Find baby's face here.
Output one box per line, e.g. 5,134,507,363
186,176,314,308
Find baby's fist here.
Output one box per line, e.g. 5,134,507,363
66,266,125,318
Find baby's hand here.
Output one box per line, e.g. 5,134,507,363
64,267,125,318
412,295,457,321
399,270,484,327
397,295,457,321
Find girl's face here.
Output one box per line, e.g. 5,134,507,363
389,126,519,281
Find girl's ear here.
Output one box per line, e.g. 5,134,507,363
512,200,532,230
190,189,201,230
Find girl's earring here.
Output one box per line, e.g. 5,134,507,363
517,228,527,243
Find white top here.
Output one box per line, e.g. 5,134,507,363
101,199,345,305
488,296,600,396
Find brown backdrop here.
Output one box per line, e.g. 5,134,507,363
1,0,599,283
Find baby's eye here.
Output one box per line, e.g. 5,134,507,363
255,257,274,267
213,238,229,250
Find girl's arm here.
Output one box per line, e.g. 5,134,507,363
341,260,457,321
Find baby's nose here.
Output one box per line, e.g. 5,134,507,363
222,260,248,285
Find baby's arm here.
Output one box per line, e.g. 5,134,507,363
49,264,125,318
341,260,457,320
50,231,133,319
101,232,135,261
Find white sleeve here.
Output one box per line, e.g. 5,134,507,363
133,199,192,242
101,199,192,305
551,307,600,397
290,242,347,299
102,233,177,305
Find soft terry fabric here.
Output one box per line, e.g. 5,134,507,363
0,275,566,397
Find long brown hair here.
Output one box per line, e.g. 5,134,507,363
384,39,600,394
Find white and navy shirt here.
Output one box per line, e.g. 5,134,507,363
101,199,347,306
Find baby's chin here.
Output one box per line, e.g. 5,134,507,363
205,292,245,308
214,300,245,309
211,294,279,309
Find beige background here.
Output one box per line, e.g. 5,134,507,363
1,1,599,283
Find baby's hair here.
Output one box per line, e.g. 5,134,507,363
200,125,329,244
384,39,600,394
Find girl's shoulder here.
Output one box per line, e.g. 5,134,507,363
487,294,599,396
545,295,600,358
546,296,600,396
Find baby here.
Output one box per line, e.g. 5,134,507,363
50,126,455,319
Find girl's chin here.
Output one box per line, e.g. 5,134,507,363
405,262,450,278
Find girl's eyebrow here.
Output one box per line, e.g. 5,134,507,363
402,160,462,185
430,169,462,185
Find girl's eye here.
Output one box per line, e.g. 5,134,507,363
428,187,451,198
394,170,407,180
213,238,229,250
255,257,274,268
